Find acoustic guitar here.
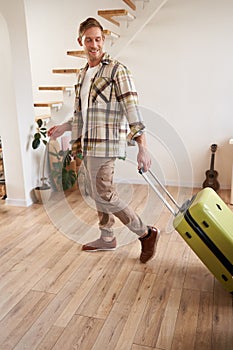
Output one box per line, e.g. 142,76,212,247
202,144,220,191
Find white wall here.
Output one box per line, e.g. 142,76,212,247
24,0,233,189
118,0,233,188
0,0,35,206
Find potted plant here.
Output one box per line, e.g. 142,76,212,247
48,148,77,191
32,118,51,203
31,118,78,201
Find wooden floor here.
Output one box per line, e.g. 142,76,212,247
0,185,232,350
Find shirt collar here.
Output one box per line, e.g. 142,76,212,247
83,52,112,70
101,52,112,65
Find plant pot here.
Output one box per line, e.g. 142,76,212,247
34,186,52,204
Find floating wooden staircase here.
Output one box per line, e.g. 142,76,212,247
33,0,168,124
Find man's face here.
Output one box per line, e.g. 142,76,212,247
78,26,105,66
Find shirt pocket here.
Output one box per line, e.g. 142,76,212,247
91,77,113,104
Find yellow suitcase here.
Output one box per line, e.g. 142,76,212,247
139,169,233,293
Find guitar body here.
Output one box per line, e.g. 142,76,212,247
202,144,220,191
203,169,220,191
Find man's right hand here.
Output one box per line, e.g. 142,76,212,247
48,123,71,139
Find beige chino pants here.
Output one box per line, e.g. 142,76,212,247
84,156,147,238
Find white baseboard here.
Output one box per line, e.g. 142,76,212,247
115,177,231,190
5,197,33,207
114,177,195,188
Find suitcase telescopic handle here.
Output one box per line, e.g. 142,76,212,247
139,168,181,216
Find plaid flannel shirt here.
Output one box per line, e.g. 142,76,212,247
71,53,145,158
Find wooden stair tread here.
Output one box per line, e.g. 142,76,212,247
34,101,63,108
98,9,135,27
67,51,86,59
39,86,74,91
52,68,80,74
123,0,136,11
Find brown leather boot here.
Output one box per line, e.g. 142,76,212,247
139,227,160,263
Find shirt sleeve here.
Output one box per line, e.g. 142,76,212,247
114,64,145,139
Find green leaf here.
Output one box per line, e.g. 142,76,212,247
77,153,83,160
34,133,41,139
37,119,43,128
63,169,77,190
32,138,40,149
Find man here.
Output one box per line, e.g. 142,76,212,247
48,17,160,263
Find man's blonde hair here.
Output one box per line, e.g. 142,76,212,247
78,17,104,39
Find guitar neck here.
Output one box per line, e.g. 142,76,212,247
210,152,215,172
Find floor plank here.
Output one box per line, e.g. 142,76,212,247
212,281,233,350
170,288,200,350
51,315,104,350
